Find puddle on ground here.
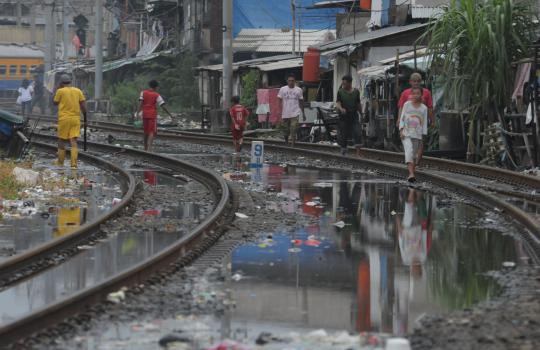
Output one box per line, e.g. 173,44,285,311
69,164,527,350
0,172,210,326
0,155,123,260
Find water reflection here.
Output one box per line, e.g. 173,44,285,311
229,165,521,335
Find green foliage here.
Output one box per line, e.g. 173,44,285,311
106,77,147,115
240,70,259,108
157,53,200,111
104,53,201,114
0,161,24,200
421,0,536,121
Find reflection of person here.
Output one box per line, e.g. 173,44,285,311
398,87,428,182
136,80,174,151
229,96,249,153
336,75,362,156
278,73,305,147
18,79,33,117
396,189,430,272
53,74,87,168
54,207,81,237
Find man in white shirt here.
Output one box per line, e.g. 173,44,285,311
277,73,305,147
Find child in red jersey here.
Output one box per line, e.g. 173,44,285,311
136,80,174,151
229,96,249,152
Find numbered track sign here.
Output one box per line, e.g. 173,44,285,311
250,141,264,168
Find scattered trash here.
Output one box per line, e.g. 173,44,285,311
291,239,303,245
288,247,302,253
385,337,411,350
502,261,516,268
12,167,40,186
231,273,243,282
313,182,333,188
333,221,346,228
158,333,191,347
307,329,328,338
77,245,93,250
106,287,127,303
304,239,321,247
112,198,122,206
391,210,397,216
207,340,250,350
305,201,317,207
235,212,249,219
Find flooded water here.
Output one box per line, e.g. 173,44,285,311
0,156,123,261
68,162,527,350
0,171,209,326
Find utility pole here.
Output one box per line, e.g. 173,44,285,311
44,0,56,71
95,0,103,99
291,0,296,55
222,0,233,110
30,4,36,44
16,2,22,27
63,0,70,60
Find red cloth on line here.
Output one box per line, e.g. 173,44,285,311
257,88,281,124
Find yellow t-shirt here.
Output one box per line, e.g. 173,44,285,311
54,86,86,120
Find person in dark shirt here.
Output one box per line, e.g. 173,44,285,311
336,74,362,156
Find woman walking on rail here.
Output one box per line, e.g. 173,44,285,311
17,79,33,118
53,74,87,168
398,87,428,182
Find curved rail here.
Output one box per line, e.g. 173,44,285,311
24,114,540,189
0,135,232,346
0,141,136,287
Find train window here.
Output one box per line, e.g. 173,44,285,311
9,65,17,75
20,65,27,74
0,65,5,75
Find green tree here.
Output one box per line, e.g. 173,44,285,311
421,0,536,161
158,53,200,110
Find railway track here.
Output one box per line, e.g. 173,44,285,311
0,137,234,347
25,114,540,192
0,141,135,289
0,114,538,347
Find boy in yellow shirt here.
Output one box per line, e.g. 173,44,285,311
53,74,87,168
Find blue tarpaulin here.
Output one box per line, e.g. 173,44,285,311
233,0,342,37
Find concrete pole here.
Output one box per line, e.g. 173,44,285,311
95,0,103,99
63,0,70,60
16,2,22,27
44,1,56,71
222,0,233,110
30,4,37,44
291,0,296,55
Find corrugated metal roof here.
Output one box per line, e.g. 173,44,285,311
315,23,429,51
0,44,44,58
411,5,444,19
310,0,356,9
234,29,336,53
196,54,300,71
378,47,428,64
251,58,304,71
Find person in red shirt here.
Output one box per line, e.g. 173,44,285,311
397,73,434,164
136,80,173,151
229,95,249,152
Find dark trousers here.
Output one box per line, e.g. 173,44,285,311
337,112,361,149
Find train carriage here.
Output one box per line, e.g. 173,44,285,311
0,44,44,98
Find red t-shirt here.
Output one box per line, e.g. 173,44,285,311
398,88,433,109
229,104,249,128
139,89,165,119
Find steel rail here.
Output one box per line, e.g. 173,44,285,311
0,142,136,288
0,134,232,346
24,114,540,190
